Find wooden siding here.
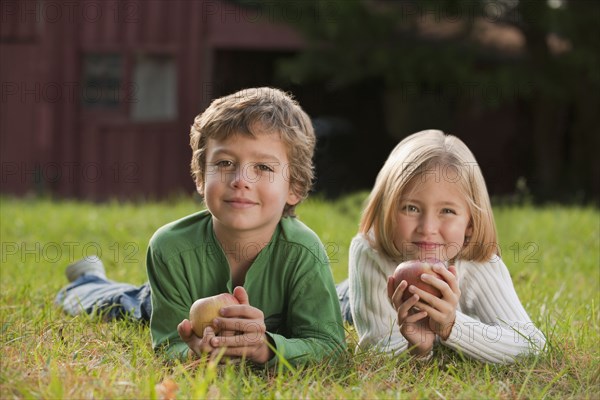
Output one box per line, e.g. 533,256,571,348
1,43,40,195
1,0,304,200
73,0,197,200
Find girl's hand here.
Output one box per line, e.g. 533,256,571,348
387,276,436,357
409,264,460,341
208,286,273,364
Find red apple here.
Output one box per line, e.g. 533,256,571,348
189,293,239,337
392,260,446,302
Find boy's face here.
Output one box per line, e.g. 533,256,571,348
199,132,300,241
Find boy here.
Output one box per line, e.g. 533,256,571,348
56,87,345,366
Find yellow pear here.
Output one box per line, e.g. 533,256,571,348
189,293,239,337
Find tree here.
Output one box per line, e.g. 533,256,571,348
261,0,600,201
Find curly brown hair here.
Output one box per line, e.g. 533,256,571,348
190,87,316,217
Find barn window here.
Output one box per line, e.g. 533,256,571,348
81,54,123,109
131,54,177,121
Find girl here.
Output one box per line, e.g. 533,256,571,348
347,129,546,362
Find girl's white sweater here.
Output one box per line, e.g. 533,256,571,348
349,234,546,363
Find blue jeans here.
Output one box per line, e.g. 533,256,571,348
55,274,152,322
336,279,353,325
56,274,352,325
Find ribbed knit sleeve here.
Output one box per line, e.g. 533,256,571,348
442,257,546,362
348,234,546,363
348,234,408,354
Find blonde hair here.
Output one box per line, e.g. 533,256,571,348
190,87,316,217
359,129,498,262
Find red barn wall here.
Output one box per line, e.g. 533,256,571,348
1,0,303,200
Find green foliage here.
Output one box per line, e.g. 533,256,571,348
273,0,600,98
262,0,600,201
1,195,598,398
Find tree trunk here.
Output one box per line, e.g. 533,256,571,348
530,96,569,199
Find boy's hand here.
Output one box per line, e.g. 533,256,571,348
177,318,219,359
208,286,274,364
387,276,436,357
409,264,460,341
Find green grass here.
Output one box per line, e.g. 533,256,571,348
1,194,598,399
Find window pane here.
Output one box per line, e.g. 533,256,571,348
131,54,177,121
81,54,122,109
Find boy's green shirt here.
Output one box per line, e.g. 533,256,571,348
146,209,345,365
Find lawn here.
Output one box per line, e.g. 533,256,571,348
1,194,598,399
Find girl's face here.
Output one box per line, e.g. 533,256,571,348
393,171,473,262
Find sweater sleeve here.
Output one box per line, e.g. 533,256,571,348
442,257,546,363
348,234,409,354
266,262,346,367
268,242,346,366
146,242,191,361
